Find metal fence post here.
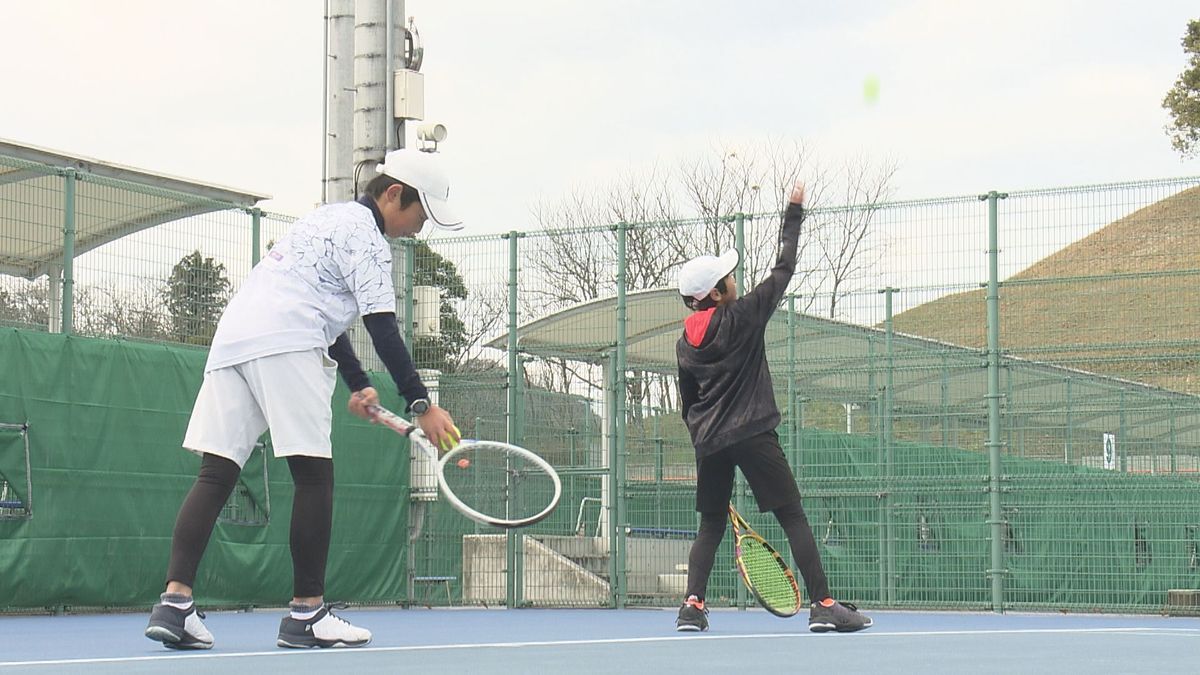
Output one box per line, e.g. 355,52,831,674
982,189,1009,613
734,213,745,280
882,286,897,605
60,168,77,334
612,222,628,608
250,207,262,267
787,294,798,462
503,230,524,607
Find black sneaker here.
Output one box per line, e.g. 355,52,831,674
675,596,709,632
145,603,214,650
808,601,872,633
277,603,372,649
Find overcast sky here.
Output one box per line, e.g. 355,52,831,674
2,1,1197,235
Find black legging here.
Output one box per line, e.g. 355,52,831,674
165,454,334,598
685,500,830,604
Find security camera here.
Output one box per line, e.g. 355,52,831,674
417,123,447,143
416,123,447,152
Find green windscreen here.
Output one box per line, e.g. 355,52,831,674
0,329,412,610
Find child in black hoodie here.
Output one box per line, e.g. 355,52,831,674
673,181,871,634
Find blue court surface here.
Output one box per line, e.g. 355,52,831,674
1,607,1197,674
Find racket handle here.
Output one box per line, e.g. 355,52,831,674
367,404,418,437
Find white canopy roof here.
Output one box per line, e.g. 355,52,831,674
488,288,1200,446
0,138,268,280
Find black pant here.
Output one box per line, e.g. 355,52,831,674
165,453,334,598
686,431,830,603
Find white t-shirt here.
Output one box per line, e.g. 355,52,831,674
206,201,396,372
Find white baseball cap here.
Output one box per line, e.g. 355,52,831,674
678,250,740,300
376,149,463,231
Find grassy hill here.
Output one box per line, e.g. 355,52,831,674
891,186,1200,395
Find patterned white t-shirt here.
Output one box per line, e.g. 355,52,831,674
205,201,396,371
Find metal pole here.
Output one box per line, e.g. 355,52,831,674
734,213,745,281
505,231,522,607
1118,390,1127,473
324,0,355,203
787,294,798,461
981,189,1008,613
353,0,388,192
250,208,262,267
882,287,896,604
402,237,416,603
868,331,885,599
60,169,76,335
612,222,629,607
384,0,396,150
1064,378,1073,464
387,0,407,149
1169,403,1177,474
47,264,61,333
321,0,330,203
941,354,950,447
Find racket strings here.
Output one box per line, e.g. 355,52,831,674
441,444,557,523
738,536,801,613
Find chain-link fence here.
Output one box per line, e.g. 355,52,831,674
3,147,1199,614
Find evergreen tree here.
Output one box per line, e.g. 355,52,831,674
1163,19,1200,158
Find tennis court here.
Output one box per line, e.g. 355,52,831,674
4,132,1200,675
1,608,1197,674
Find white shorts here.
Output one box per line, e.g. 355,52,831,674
182,348,338,467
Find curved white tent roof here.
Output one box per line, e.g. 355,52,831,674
487,288,1200,446
0,137,268,280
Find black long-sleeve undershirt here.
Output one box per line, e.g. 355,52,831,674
327,312,429,409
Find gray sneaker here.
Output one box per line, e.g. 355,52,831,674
808,601,872,633
675,596,709,632
145,603,214,650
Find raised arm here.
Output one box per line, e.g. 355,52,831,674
737,182,807,319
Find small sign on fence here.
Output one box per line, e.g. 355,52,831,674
1102,432,1117,470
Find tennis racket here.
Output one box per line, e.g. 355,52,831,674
368,404,562,528
729,502,802,617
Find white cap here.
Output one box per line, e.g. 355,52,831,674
376,149,463,231
678,250,740,300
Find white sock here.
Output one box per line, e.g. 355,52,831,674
160,592,193,611
290,603,322,621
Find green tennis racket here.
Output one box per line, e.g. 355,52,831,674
729,503,802,617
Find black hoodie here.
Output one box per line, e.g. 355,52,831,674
676,202,805,458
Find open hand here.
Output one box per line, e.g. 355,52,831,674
789,181,806,206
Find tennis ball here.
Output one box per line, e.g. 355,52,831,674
440,426,461,452
862,75,880,105
456,458,470,469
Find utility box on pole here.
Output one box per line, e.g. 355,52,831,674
394,69,425,121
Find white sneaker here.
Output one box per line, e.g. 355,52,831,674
276,604,372,648
145,602,214,650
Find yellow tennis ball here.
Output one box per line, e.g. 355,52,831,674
440,426,461,452
863,75,880,105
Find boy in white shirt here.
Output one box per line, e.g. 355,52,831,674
145,149,461,650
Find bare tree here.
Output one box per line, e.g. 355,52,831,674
522,139,898,413
0,279,49,328
87,281,170,340
0,276,170,341
813,155,899,320
526,165,690,309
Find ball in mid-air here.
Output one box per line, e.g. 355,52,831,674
862,75,880,105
